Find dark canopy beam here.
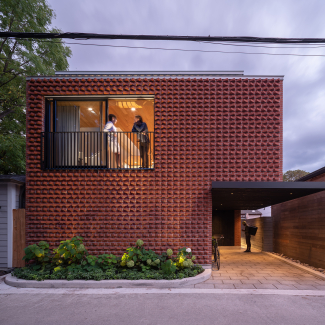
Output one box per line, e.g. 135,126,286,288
211,181,325,210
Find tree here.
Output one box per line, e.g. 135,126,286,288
0,0,71,174
283,169,309,182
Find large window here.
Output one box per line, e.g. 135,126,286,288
42,98,154,169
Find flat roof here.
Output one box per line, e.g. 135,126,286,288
211,181,325,210
26,71,284,80
0,175,25,185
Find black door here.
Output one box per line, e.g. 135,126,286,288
212,210,234,246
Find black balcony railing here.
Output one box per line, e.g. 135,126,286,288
41,132,154,170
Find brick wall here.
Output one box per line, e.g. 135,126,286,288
26,76,283,264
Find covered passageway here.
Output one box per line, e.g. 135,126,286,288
211,181,325,246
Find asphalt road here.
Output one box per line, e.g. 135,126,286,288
1,293,325,325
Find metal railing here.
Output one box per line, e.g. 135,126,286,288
41,131,154,170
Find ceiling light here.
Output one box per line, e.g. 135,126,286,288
231,193,233,194
290,193,292,195
131,107,136,111
88,108,93,110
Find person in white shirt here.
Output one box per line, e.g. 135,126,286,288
104,114,120,168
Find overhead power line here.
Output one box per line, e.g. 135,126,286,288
2,32,325,44
2,39,322,58
56,41,325,57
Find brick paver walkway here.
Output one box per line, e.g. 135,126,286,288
193,247,325,290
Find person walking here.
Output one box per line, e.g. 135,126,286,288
242,221,251,252
104,114,120,168
132,115,149,168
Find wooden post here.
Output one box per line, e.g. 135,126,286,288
12,209,25,267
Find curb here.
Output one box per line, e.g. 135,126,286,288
4,268,211,289
264,252,325,281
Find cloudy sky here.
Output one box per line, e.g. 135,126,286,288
47,0,325,173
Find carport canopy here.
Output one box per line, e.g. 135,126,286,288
211,181,325,210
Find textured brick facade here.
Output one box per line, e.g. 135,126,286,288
26,75,283,264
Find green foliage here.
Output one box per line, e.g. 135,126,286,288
22,241,50,270
97,254,119,270
13,264,204,281
120,240,161,269
174,247,194,269
283,169,309,182
52,236,87,266
161,259,177,275
17,238,204,281
0,0,71,175
0,132,25,174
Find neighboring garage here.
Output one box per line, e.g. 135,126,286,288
272,166,325,269
0,176,25,268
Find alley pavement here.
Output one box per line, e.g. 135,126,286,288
1,248,325,325
191,247,325,290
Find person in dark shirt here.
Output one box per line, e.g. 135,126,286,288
132,115,149,168
242,221,251,252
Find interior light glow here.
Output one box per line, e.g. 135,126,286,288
131,107,136,111
290,193,293,194
88,107,93,110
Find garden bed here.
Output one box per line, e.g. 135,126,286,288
12,264,204,281
6,268,211,288
13,237,206,284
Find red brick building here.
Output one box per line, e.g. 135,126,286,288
26,71,284,264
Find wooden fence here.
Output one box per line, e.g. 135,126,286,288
241,217,273,252
12,209,25,267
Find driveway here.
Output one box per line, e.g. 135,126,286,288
193,247,325,290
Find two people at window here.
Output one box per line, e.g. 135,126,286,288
104,114,149,168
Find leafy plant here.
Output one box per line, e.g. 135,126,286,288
81,255,98,272
52,236,87,266
22,241,51,270
161,259,177,275
120,240,160,269
97,254,119,270
175,247,196,269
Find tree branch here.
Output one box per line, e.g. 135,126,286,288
2,40,18,73
0,108,15,120
0,73,19,88
0,9,16,55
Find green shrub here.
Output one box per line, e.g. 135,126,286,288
22,241,51,270
120,240,161,270
97,254,119,270
52,236,87,266
81,255,98,272
175,247,194,269
161,259,177,275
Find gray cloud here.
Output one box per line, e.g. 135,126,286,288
48,0,325,173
